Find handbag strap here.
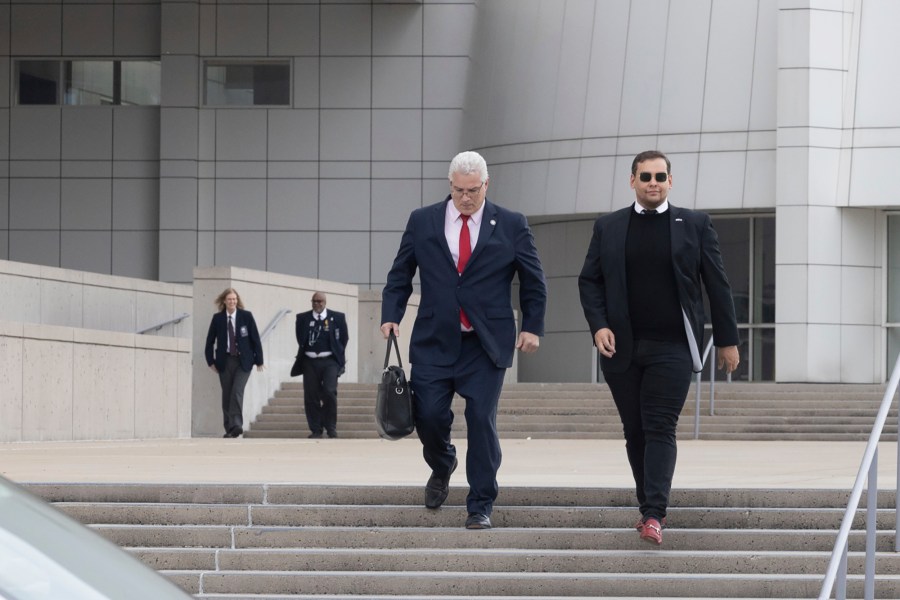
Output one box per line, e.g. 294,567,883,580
383,331,404,370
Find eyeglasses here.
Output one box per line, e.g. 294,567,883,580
639,172,669,183
450,183,484,198
312,299,325,304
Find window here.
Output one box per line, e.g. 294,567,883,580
16,60,160,106
700,215,776,381
886,215,900,374
17,61,59,105
204,61,290,106
120,61,161,106
65,61,114,105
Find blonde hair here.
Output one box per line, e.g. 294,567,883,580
214,287,244,311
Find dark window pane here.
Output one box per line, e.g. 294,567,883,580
754,217,776,324
18,61,59,105
705,217,750,324
888,216,900,323
205,62,290,106
254,64,290,105
752,327,775,381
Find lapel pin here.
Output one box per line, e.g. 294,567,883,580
490,219,496,226
675,218,683,222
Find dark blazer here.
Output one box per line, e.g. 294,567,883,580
578,203,739,373
295,309,349,370
204,308,264,373
382,197,547,369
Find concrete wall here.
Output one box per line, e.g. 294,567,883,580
0,320,190,442
0,259,192,337
157,1,472,285
192,266,358,436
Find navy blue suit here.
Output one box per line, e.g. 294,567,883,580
382,197,547,516
205,308,263,435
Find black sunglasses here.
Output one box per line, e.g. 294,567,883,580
639,172,669,183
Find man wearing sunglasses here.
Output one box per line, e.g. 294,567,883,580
578,150,740,546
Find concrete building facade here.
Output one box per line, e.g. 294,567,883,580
2,0,899,384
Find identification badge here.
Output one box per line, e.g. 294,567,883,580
239,326,248,337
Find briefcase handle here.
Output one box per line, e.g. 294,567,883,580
384,331,404,370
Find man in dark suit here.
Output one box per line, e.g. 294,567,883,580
578,150,740,546
295,291,349,439
204,287,264,438
381,150,547,530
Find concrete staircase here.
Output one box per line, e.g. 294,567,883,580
27,482,900,599
245,382,895,442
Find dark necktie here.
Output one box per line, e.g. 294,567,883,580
642,209,657,215
458,215,472,329
227,316,237,356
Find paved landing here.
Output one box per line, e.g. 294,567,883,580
0,438,894,489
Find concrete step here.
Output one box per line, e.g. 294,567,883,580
164,569,900,598
135,547,900,575
250,381,892,442
30,482,899,599
57,502,898,530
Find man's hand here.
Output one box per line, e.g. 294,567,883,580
208,364,218,373
717,345,740,373
516,331,540,353
381,322,400,339
594,328,616,357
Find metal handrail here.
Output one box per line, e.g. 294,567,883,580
693,337,717,440
260,308,291,341
136,312,190,334
817,352,900,599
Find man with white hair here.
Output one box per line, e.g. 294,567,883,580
381,150,547,529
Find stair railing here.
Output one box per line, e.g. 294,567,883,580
136,312,190,334
260,308,292,342
693,337,717,440
817,352,900,600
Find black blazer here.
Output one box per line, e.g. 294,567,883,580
578,203,739,373
382,198,547,369
205,308,264,373
295,309,349,370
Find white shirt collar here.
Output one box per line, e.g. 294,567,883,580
447,199,486,226
634,199,670,214
314,308,328,320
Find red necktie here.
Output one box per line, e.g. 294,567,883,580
458,215,472,329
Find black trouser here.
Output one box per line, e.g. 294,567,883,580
410,333,506,516
219,355,250,434
603,339,693,520
301,356,340,435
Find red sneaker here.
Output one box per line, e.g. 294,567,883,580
638,517,663,545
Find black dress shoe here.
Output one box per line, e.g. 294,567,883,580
308,432,323,439
424,457,458,509
327,431,338,438
465,513,492,529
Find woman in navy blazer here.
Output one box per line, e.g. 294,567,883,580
204,287,264,438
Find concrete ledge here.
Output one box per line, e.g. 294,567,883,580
0,320,190,442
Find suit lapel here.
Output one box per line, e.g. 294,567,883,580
668,204,685,257
609,207,630,293
432,198,457,270
466,200,497,269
